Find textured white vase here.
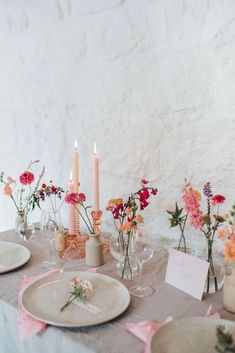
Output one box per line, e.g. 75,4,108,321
223,268,235,313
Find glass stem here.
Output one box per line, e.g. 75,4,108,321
49,239,53,260
138,262,144,288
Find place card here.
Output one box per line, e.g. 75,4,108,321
74,300,102,314
165,248,209,300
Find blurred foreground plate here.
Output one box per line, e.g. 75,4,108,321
150,316,235,353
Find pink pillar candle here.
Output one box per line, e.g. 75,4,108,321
74,140,79,193
68,171,75,235
93,143,100,211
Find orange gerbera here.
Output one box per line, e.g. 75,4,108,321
119,222,132,232
108,198,123,206
224,241,235,261
136,214,144,223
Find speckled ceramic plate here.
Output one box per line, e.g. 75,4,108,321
150,317,235,353
0,241,30,274
21,271,130,327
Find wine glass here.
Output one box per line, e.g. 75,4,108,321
40,209,62,269
129,233,154,297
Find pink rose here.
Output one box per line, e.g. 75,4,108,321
19,171,35,185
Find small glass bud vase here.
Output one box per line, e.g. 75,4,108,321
223,264,235,313
85,233,104,267
109,232,138,280
15,211,24,233
17,211,35,240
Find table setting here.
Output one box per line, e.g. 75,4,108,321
0,2,235,351
0,145,235,353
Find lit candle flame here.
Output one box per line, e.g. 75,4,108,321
70,170,73,181
74,140,78,149
94,142,97,154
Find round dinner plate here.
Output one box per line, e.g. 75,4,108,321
150,316,235,353
21,271,131,327
0,241,31,274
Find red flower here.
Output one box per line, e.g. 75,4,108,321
139,188,150,200
211,194,226,206
140,198,149,210
141,179,148,185
65,192,86,205
51,185,57,193
42,183,46,189
19,171,35,185
113,203,124,219
151,188,158,195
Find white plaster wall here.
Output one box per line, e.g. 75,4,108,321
0,0,235,249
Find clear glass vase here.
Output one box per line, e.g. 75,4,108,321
109,232,138,280
15,211,25,233
204,241,225,294
17,210,35,240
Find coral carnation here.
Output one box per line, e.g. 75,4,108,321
3,185,12,196
65,192,86,205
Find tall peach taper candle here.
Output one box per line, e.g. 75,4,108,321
68,170,75,235
74,140,79,193
93,143,100,211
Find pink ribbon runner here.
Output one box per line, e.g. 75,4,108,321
124,305,220,353
18,267,97,340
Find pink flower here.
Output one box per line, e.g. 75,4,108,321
7,176,16,184
141,179,148,185
224,241,235,261
65,192,86,205
42,183,46,189
211,194,225,206
19,171,35,185
183,187,204,229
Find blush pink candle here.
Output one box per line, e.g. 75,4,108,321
93,143,100,211
68,171,75,235
74,140,79,193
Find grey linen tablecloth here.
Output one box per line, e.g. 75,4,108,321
0,230,235,353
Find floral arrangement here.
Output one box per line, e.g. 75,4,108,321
217,203,235,261
60,277,93,312
35,181,65,215
182,181,226,292
106,179,158,278
0,160,45,214
65,192,94,234
167,199,189,253
215,325,235,353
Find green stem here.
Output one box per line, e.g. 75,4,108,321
75,206,93,234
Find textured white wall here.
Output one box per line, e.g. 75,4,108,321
0,0,235,249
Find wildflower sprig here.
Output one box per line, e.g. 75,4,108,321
60,277,93,312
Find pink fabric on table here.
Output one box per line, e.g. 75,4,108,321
125,316,173,353
124,305,220,353
18,268,63,340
